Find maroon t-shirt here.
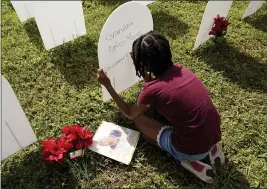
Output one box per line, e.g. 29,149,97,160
138,64,221,155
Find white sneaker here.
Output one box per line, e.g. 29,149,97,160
209,143,225,168
181,161,213,183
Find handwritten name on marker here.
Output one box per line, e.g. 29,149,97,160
106,22,134,41
108,30,142,54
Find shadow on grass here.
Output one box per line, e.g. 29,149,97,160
244,12,267,33
153,10,189,39
113,113,250,187
1,150,78,189
193,42,267,93
50,37,99,90
23,18,99,90
92,0,127,6
108,106,250,187
23,19,44,50
140,145,250,188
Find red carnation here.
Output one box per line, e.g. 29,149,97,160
209,14,230,37
41,137,66,165
78,127,93,139
41,125,93,165
58,136,73,151
62,125,82,135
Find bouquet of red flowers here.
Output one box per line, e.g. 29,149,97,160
209,15,230,38
41,125,93,165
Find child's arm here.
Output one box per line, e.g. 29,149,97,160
97,69,147,120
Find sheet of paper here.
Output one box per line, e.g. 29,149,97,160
193,1,233,50
11,1,35,22
242,1,265,19
1,76,37,160
89,121,140,165
33,1,86,50
98,1,153,101
132,1,155,6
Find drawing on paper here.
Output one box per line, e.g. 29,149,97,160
98,129,122,149
88,121,140,165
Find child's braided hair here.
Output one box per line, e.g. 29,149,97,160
131,31,173,78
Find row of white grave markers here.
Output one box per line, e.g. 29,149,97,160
10,0,264,52
10,1,86,50
1,76,37,161
10,0,156,51
99,0,266,101
193,0,265,50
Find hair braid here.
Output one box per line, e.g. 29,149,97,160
132,31,174,78
132,35,144,77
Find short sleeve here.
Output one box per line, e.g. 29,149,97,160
137,86,155,108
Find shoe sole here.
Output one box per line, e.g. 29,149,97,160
181,161,213,183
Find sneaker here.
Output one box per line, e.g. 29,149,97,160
181,161,213,183
209,144,225,169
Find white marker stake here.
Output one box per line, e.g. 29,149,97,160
33,1,86,50
193,1,233,50
98,2,153,102
1,76,37,160
132,1,155,6
11,1,35,22
242,1,265,19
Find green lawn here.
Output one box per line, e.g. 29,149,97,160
1,1,267,188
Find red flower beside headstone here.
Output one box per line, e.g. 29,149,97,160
209,15,230,37
41,125,93,165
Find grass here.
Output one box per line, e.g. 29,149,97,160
1,0,267,188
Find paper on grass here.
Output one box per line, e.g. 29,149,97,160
89,121,140,165
98,1,153,101
1,76,37,160
33,1,86,50
11,1,35,22
242,1,265,19
193,1,233,50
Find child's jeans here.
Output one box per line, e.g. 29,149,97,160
157,126,214,162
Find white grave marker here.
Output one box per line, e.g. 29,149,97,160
132,1,155,6
193,1,233,50
11,1,35,22
1,76,37,160
242,1,265,19
98,2,153,102
33,1,86,50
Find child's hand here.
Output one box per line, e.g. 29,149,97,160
97,69,111,87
